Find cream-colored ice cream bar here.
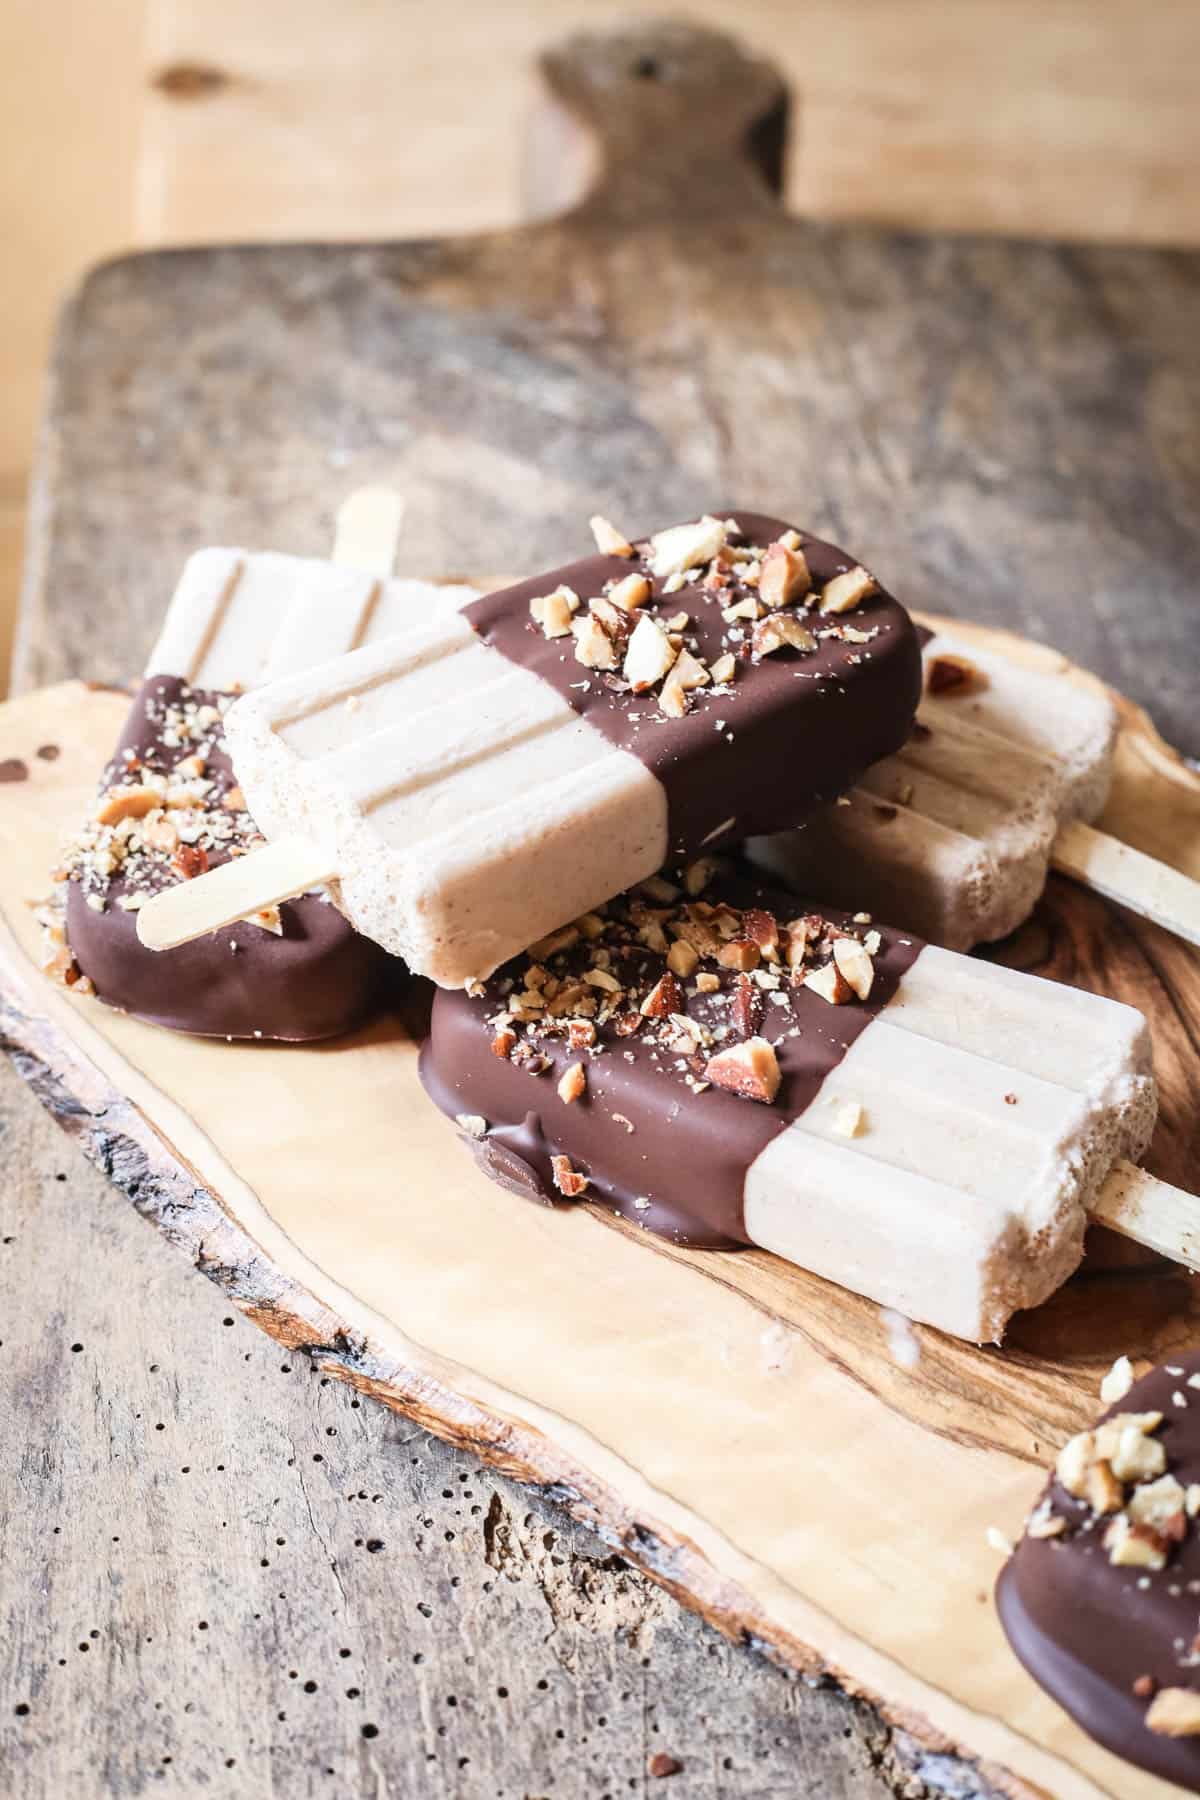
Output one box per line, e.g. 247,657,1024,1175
419,866,1170,1344
749,629,1120,950
137,513,925,986
146,490,478,690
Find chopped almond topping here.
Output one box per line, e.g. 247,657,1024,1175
704,1037,781,1105
803,960,854,1006
752,613,816,658
1086,1460,1124,1515
708,652,737,685
667,938,699,979
927,652,987,696
758,541,811,608
491,1029,517,1059
831,1099,864,1139
623,612,679,692
557,1061,587,1105
672,648,711,691
1100,1355,1135,1404
1147,1688,1200,1737
742,908,780,960
142,817,179,852
551,1154,589,1198
648,516,727,580
820,565,878,614
589,515,634,557
659,674,688,719
573,613,619,670
608,572,651,612
530,585,579,638
96,785,162,826
641,971,684,1018
222,786,248,813
832,935,875,1000
694,971,720,994
172,844,210,882
718,938,760,973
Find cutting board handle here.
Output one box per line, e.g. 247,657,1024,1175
523,20,790,225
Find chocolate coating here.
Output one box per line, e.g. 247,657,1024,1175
465,513,923,855
420,866,923,1246
64,676,397,1041
997,1353,1200,1793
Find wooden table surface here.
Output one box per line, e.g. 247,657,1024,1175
4,14,1200,1800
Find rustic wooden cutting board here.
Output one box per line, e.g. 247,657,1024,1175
0,618,1198,1800
9,17,1200,1798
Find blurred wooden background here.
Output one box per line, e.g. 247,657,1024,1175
4,0,1199,686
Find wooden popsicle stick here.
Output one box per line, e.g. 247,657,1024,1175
135,836,336,952
1088,1159,1200,1269
1052,819,1200,951
331,486,405,576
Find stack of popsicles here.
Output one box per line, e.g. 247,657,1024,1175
44,494,1199,1350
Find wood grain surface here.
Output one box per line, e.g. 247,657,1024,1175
7,17,1200,1799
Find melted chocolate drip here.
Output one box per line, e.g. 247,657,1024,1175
419,867,924,1247
997,1353,1200,1794
465,512,923,854
65,676,398,1041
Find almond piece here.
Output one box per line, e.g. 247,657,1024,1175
608,572,651,612
491,1029,517,1059
831,1099,864,1139
142,817,179,852
742,908,780,960
718,938,760,973
667,939,699,979
172,844,210,882
708,652,737,685
641,971,684,1018
752,613,816,658
927,652,986,696
832,935,874,1000
758,541,812,608
694,972,720,994
624,614,678,691
96,785,162,826
704,1036,781,1105
590,515,634,557
803,960,854,1005
573,613,619,670
730,972,761,1039
222,786,248,813
1085,1460,1124,1515
1055,1431,1096,1499
1146,1689,1200,1737
673,648,711,691
648,516,727,580
659,674,688,719
551,1154,589,1198
1104,1514,1168,1570
820,566,879,614
530,585,579,637
557,1061,587,1104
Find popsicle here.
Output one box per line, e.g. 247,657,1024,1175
47,491,475,1038
417,856,1197,1344
998,1351,1200,1793
135,512,925,987
750,626,1200,951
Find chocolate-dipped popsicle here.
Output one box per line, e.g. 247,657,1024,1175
137,511,926,986
42,490,452,1039
418,858,1160,1342
49,674,393,1039
998,1353,1200,1794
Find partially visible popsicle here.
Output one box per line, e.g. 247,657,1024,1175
46,492,473,1039
750,626,1200,951
417,858,1195,1344
136,512,925,987
998,1351,1200,1793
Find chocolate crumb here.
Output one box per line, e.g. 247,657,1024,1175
0,758,29,783
36,744,61,762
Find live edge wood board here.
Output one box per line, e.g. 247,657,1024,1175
10,18,1200,1799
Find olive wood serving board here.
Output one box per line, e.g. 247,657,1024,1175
1,607,1199,1800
